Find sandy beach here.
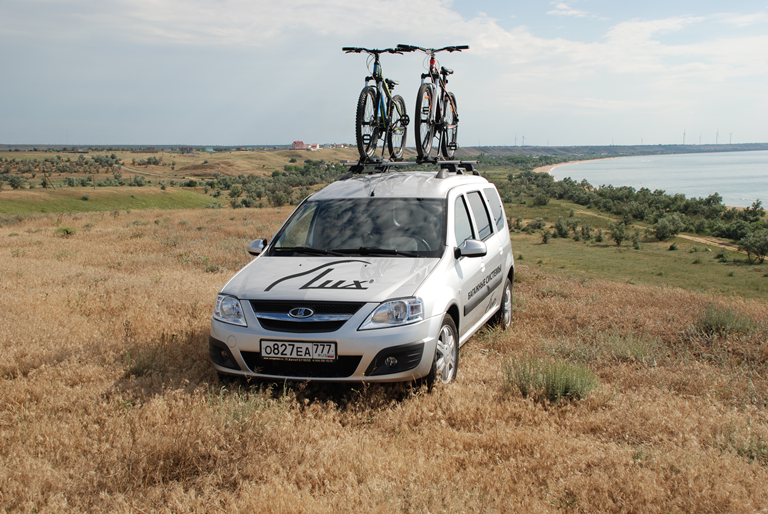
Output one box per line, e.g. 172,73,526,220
533,157,620,177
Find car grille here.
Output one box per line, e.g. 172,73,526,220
249,301,366,333
240,351,362,378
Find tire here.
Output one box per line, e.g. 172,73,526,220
356,86,379,161
426,314,459,386
387,94,408,160
441,92,458,160
491,277,513,329
414,83,434,160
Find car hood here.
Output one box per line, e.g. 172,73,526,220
221,256,441,303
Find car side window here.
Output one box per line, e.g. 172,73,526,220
454,196,474,247
467,191,493,240
484,187,505,230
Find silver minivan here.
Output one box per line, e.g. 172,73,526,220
210,165,514,384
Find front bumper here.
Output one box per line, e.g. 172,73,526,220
209,305,443,382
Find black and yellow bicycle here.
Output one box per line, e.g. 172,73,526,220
342,47,409,162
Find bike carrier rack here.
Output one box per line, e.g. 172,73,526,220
341,158,479,178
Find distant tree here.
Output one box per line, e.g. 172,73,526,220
228,185,242,199
554,217,569,238
738,229,768,264
646,213,686,241
608,222,627,246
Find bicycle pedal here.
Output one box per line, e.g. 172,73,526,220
421,107,430,116
362,135,372,144
401,115,410,126
448,142,457,150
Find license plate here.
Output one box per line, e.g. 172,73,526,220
260,340,337,361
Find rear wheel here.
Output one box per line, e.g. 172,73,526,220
441,92,458,159
426,314,458,386
356,86,379,160
491,277,513,329
415,83,434,160
387,94,408,160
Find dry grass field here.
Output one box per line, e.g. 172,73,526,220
1,147,382,183
2,208,768,512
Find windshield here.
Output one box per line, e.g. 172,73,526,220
271,198,446,258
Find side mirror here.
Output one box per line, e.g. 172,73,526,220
247,238,268,256
454,239,487,258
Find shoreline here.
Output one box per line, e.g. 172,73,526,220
531,156,746,210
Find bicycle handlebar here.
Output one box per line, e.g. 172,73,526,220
396,44,469,54
342,47,403,55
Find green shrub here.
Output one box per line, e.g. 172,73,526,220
541,229,551,244
55,226,76,237
668,243,678,251
502,354,597,402
81,195,90,201
532,194,549,206
697,304,757,336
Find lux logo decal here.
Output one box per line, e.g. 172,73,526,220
264,260,371,292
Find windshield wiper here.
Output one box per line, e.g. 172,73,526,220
333,247,418,257
274,246,342,256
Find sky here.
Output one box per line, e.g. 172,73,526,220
1,0,767,147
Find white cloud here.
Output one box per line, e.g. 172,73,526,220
546,2,591,18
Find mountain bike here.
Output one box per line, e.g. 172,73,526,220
342,47,409,162
396,44,468,161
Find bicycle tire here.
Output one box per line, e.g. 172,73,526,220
415,83,434,160
356,86,379,160
441,92,458,159
387,94,408,160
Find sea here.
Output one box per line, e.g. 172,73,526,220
550,150,768,208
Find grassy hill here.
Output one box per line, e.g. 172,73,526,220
1,206,766,512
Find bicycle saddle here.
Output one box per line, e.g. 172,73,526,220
441,66,454,75
385,78,399,88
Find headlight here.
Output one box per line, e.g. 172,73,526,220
359,297,423,330
213,295,247,327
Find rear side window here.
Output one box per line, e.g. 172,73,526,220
467,191,492,240
484,187,505,230
454,196,474,246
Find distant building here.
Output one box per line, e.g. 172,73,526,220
179,147,194,154
292,141,308,150
308,143,320,151
145,146,157,153
205,147,214,153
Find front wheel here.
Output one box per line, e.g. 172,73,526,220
356,86,379,161
387,94,408,160
441,92,458,159
426,314,459,386
414,83,434,160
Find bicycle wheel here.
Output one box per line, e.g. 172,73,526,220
387,94,408,160
414,83,434,160
356,86,379,160
441,92,458,159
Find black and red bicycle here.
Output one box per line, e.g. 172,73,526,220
397,44,468,161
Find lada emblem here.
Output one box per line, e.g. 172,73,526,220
288,307,314,319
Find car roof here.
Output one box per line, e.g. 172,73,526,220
309,171,491,200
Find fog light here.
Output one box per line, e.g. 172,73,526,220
385,356,398,368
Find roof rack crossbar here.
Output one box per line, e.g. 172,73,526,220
340,158,479,177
